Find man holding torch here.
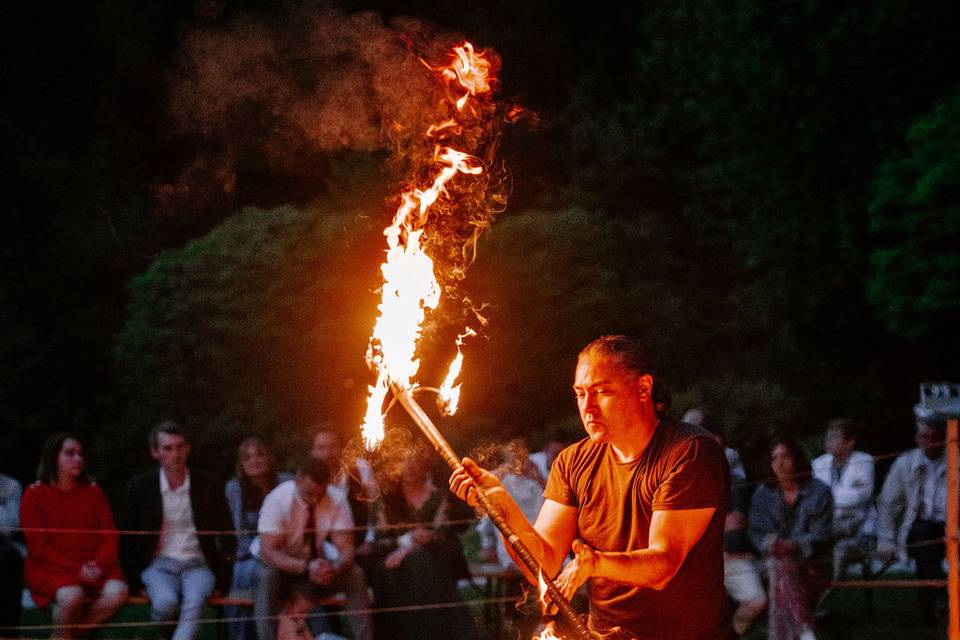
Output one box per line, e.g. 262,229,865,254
450,335,730,639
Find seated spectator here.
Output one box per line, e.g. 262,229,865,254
811,419,875,578
254,457,372,640
476,440,544,570
367,444,477,640
0,471,24,639
275,578,316,640
878,409,953,626
122,421,235,640
701,417,767,637
225,437,292,640
311,427,376,548
683,407,746,481
750,437,833,640
21,433,128,640
528,430,571,486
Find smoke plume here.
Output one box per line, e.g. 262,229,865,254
158,6,486,214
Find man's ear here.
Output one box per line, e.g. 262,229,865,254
636,374,654,399
150,447,160,462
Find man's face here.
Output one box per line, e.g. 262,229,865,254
825,428,854,460
311,431,341,467
916,422,944,459
151,432,190,473
295,474,326,507
573,352,650,444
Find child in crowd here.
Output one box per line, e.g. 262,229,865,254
275,578,347,640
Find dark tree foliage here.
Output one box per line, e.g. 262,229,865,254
552,0,960,446
3,0,959,487
868,88,960,342
114,205,388,479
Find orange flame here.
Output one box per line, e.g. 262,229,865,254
534,622,561,640
538,570,550,611
361,42,494,450
437,327,477,416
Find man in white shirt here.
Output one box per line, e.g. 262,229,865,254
878,411,952,625
812,418,875,577
311,428,376,547
254,457,373,640
122,422,235,640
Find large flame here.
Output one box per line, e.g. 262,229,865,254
361,42,494,450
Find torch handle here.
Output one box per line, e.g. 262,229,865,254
391,386,596,640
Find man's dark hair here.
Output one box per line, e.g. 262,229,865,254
149,420,188,449
826,418,859,442
37,432,91,486
580,335,670,415
580,335,653,377
296,456,331,486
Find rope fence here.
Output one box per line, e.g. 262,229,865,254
3,436,945,540
1,438,955,637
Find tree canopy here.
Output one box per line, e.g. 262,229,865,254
3,0,959,487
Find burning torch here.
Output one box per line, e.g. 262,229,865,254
358,42,595,640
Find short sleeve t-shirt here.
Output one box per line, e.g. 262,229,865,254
253,480,354,560
544,419,729,639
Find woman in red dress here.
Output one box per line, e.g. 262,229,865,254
21,433,128,639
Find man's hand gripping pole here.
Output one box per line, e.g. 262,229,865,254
390,384,596,640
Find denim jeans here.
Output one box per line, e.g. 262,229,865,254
142,556,215,640
226,556,259,640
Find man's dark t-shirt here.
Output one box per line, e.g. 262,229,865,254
544,419,729,640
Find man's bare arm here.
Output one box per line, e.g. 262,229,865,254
596,507,715,588
260,532,309,575
329,530,356,571
450,458,577,583
555,507,715,600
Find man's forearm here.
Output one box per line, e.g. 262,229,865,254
593,547,680,591
263,546,310,575
490,494,562,583
335,548,356,573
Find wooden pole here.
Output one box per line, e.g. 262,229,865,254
947,417,959,640
391,384,596,640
